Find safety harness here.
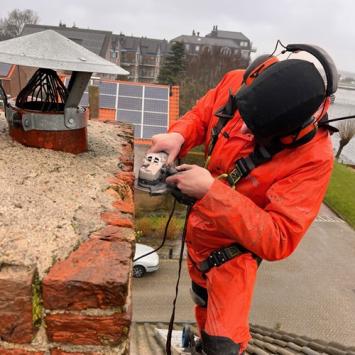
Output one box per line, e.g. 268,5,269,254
197,92,334,275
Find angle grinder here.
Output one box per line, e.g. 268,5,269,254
136,152,195,205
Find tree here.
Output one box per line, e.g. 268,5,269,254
179,47,249,114
0,9,39,40
335,120,355,160
158,41,186,85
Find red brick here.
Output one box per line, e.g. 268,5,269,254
101,211,134,228
115,172,135,188
0,265,37,344
43,237,132,310
91,226,135,244
0,350,44,355
112,199,134,214
45,312,130,346
51,349,100,355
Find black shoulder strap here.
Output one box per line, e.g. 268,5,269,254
226,143,283,187
209,90,238,155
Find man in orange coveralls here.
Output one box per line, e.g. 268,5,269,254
150,51,335,354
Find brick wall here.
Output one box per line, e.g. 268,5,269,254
169,86,180,128
0,121,135,355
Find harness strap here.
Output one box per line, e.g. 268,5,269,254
208,90,237,157
225,143,283,187
198,244,261,274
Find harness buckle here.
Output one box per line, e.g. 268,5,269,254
226,167,243,187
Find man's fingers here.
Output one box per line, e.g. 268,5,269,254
166,175,180,184
176,164,194,171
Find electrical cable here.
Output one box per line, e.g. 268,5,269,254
166,205,192,355
319,114,355,125
133,198,177,263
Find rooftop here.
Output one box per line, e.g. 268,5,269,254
171,34,240,48
130,322,355,355
22,23,112,57
113,34,169,55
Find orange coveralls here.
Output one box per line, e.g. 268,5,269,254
169,69,334,352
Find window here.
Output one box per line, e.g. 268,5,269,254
185,44,190,51
195,45,200,52
240,41,248,48
221,47,232,55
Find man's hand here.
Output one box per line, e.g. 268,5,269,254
166,164,214,199
149,132,185,164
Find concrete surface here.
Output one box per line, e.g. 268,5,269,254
132,204,355,346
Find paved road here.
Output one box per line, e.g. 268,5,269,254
132,204,355,346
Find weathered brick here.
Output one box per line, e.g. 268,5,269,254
45,312,130,346
43,237,132,310
0,350,44,355
101,211,134,228
0,265,37,344
51,349,100,355
112,199,134,214
115,172,135,188
91,225,135,244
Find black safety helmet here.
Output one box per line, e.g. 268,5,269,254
235,59,326,140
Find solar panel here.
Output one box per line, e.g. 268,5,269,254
100,94,116,109
143,112,168,127
117,96,142,111
117,109,141,124
142,125,166,139
134,124,142,138
0,63,12,77
63,76,171,139
119,84,143,97
99,82,117,95
144,86,169,100
144,99,168,113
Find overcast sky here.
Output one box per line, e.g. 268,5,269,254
1,0,355,73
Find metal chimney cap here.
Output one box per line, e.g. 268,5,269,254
0,30,129,75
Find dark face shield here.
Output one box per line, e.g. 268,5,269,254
235,59,326,140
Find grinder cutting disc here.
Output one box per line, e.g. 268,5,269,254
136,152,170,195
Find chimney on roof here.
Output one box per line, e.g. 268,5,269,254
192,29,196,36
211,25,218,37
197,32,200,37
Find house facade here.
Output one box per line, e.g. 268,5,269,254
111,34,169,83
172,25,255,61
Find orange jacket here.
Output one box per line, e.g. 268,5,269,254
169,69,334,263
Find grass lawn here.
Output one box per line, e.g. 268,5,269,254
325,161,355,229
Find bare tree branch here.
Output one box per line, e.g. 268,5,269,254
335,119,355,159
0,9,39,40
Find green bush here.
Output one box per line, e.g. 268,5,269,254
325,162,355,229
135,215,185,240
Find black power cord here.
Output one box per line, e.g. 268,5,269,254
133,198,177,263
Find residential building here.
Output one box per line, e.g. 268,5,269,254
112,34,169,83
171,25,255,61
20,24,169,83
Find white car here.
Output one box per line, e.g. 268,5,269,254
133,243,160,278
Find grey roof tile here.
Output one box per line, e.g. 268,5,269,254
285,342,302,352
325,347,348,355
301,346,321,355
113,34,169,55
206,29,249,41
131,322,355,355
171,35,240,49
21,24,111,57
